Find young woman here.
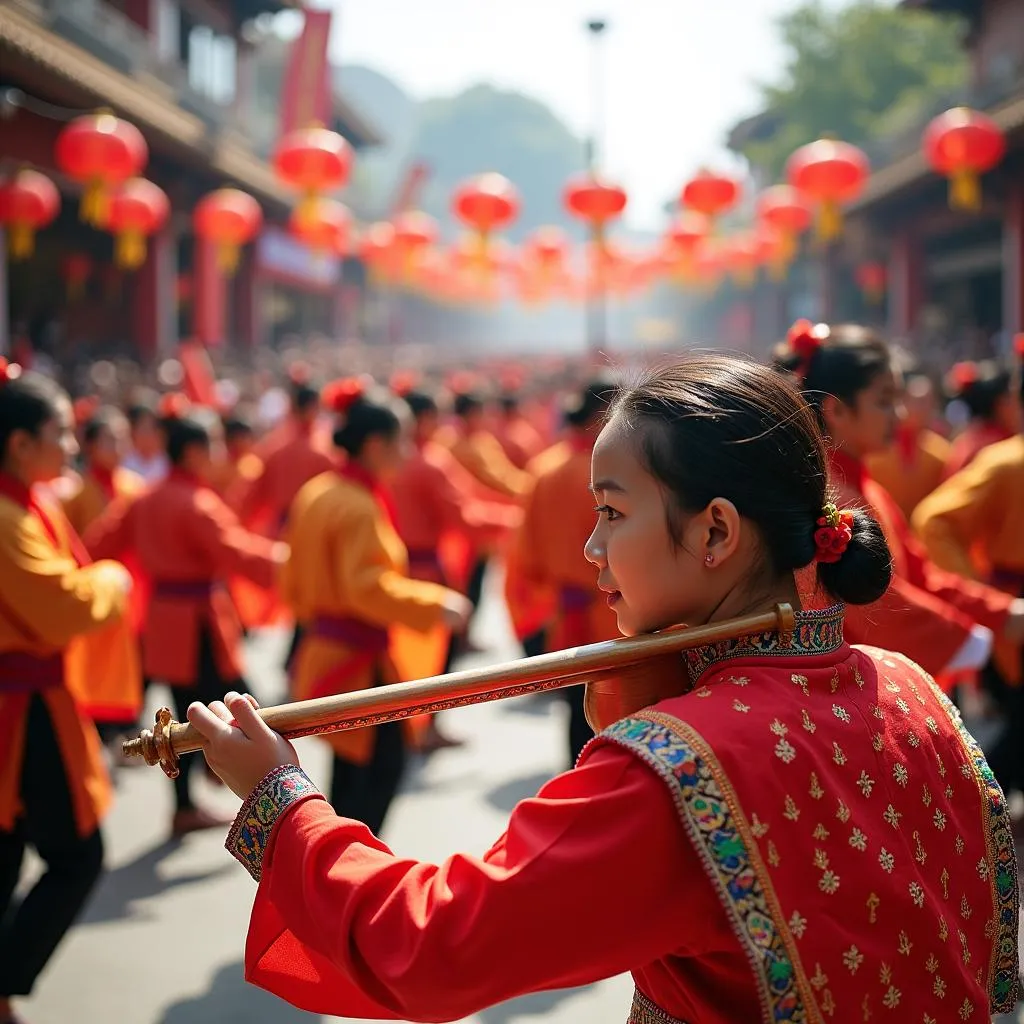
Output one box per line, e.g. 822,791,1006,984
277,380,470,834
943,360,1020,478
84,397,286,835
0,363,132,1024
188,355,1018,1024
774,321,1024,681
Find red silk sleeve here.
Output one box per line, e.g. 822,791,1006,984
244,747,727,1021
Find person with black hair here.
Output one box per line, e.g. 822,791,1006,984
84,395,287,836
506,378,621,767
122,400,168,484
944,359,1021,477
274,379,471,834
0,361,132,1024
189,354,1018,1024
775,320,1024,680
494,388,545,470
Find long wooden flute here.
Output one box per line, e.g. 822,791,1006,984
123,604,795,778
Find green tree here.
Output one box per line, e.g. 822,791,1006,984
411,84,586,240
738,0,969,180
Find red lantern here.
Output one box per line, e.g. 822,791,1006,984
756,185,812,273
105,178,169,270
563,174,627,246
453,173,520,236
273,127,353,225
786,139,869,241
288,198,351,256
0,169,60,260
60,252,93,300
679,170,741,221
193,189,262,274
856,262,887,305
923,107,1005,212
55,113,147,226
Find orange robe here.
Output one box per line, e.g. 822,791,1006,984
913,434,1024,684
231,606,1018,1023
944,421,1010,478
438,425,533,501
0,478,129,838
830,449,1013,677
84,470,281,686
281,468,451,765
495,414,545,470
865,426,950,520
211,451,264,514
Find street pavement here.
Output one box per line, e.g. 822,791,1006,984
18,573,1024,1024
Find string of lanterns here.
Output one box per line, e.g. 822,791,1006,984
0,104,1009,310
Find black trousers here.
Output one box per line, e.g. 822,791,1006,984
982,658,1024,797
0,695,104,997
466,556,488,612
330,718,406,837
169,630,240,813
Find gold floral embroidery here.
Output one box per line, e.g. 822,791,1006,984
925,954,938,973
775,737,796,763
832,741,847,765
879,961,893,984
909,881,925,907
870,703,884,721
857,770,874,796
935,752,947,778
852,663,865,689
932,808,947,831
924,715,938,734
881,986,901,1009
878,848,895,873
861,995,872,1021
731,698,750,713
695,686,712,698
829,667,840,693
958,998,973,1020
897,930,912,955
924,1014,936,1024
983,917,996,939
783,794,800,821
813,823,830,840
750,813,769,838
954,834,964,855
906,729,920,749
843,945,864,973
958,929,970,966
820,989,836,1017
907,679,926,706
922,785,932,807
959,895,972,920
788,909,807,938
833,703,851,723
940,868,949,900
872,732,884,752
938,916,949,941
727,675,749,686
933,975,947,998
895,697,911,716
791,674,810,697
959,761,972,779
813,848,829,869
883,803,902,828
867,892,880,923
836,798,851,823
810,963,828,989
767,840,780,867
800,709,816,733
885,678,901,694
849,827,868,852
912,830,927,865
809,772,824,799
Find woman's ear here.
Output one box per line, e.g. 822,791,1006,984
693,497,741,566
821,393,850,432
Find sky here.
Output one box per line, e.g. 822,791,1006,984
282,0,848,231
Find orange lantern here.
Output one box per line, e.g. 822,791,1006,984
786,139,869,242
679,169,741,223
60,252,93,300
755,185,812,273
0,169,60,260
923,107,1005,212
105,178,169,270
563,174,627,247
856,262,887,305
453,173,520,243
273,127,353,226
55,112,147,226
288,198,351,257
193,189,262,274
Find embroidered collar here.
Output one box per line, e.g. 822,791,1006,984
682,605,845,685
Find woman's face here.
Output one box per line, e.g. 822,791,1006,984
18,398,78,485
88,419,127,471
824,368,899,458
364,429,409,483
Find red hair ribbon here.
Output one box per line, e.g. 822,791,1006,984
813,502,854,564
389,370,419,397
948,361,979,393
787,319,830,379
73,395,101,427
158,392,191,420
0,358,22,385
322,376,366,415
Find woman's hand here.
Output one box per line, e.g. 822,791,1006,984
441,590,473,632
187,691,299,801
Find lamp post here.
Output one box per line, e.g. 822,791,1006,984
585,17,608,354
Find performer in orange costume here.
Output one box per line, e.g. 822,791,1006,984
507,378,620,765
190,355,1018,1024
0,365,132,1024
775,322,1024,683
85,397,286,835
494,389,545,470
943,360,1020,478
280,381,471,835
210,413,263,514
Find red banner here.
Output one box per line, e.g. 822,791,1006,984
278,9,333,137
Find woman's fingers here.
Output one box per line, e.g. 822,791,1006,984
225,692,274,740
187,701,234,741
208,700,233,724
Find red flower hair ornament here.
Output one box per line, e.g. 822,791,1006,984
948,361,979,393
0,358,23,385
813,502,855,564
787,319,830,380
322,376,367,416
158,392,191,420
73,395,101,426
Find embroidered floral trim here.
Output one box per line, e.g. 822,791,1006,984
226,765,321,882
627,987,689,1023
682,605,844,686
593,714,812,1024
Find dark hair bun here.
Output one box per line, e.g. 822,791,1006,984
816,507,892,606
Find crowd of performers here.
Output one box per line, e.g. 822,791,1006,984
0,322,1022,1023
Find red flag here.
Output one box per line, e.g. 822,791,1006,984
179,339,217,407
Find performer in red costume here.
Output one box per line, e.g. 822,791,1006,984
188,356,1019,1024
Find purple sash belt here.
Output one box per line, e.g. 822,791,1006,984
990,567,1024,596
153,580,218,599
559,584,595,612
310,614,389,652
0,651,64,693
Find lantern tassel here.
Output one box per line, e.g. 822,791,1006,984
81,180,110,228
296,190,320,231
116,229,147,270
217,242,240,276
949,169,981,212
7,224,35,261
816,200,843,243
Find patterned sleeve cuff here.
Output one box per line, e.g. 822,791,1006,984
226,764,322,882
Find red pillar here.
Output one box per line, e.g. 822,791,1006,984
193,237,225,346
1004,174,1023,337
887,227,923,340
132,225,174,362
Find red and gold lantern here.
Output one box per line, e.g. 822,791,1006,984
193,189,263,274
273,127,353,227
452,173,520,263
786,139,869,242
923,107,1005,212
55,112,147,226
755,185,812,275
288,197,351,257
679,169,741,224
0,169,60,260
563,174,627,249
105,178,169,270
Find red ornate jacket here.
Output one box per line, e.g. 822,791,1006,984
225,606,1019,1023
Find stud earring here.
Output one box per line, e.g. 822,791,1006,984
704,552,714,567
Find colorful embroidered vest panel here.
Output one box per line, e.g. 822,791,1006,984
588,607,1020,1024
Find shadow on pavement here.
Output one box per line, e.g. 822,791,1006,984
484,771,554,813
82,837,235,925
161,960,315,1023
478,986,587,1023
